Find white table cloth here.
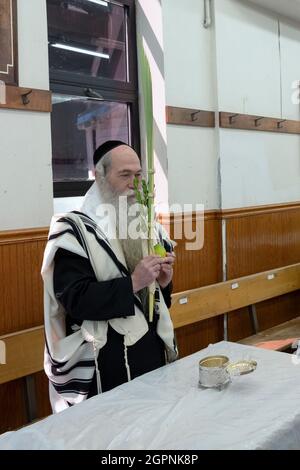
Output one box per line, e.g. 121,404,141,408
1,341,300,450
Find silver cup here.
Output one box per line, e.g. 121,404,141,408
198,355,230,389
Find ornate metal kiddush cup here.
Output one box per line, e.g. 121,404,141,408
198,355,231,389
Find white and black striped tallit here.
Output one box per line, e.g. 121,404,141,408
42,182,178,413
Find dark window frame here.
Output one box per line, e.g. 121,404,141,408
48,0,140,198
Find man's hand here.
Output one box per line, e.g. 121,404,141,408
131,255,164,293
157,252,176,289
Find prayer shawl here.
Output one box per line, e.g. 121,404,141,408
42,183,178,413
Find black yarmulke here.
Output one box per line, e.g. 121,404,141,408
93,140,128,166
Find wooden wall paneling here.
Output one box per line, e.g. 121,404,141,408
161,211,223,357
225,204,300,279
256,291,300,331
225,204,300,341
0,373,52,434
227,308,253,342
34,371,52,419
166,211,222,293
0,379,27,433
220,112,300,134
175,317,223,359
166,106,215,128
0,228,48,335
0,228,49,432
0,86,52,112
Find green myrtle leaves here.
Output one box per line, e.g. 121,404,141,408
134,176,149,207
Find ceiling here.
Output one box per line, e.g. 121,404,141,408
245,0,300,22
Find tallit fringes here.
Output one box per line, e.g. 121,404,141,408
93,341,102,394
123,339,131,382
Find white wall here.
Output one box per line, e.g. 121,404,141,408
220,129,300,208
162,0,220,210
53,197,84,214
280,20,300,120
161,0,300,210
167,126,219,209
18,0,49,90
0,0,53,230
215,0,281,117
214,0,300,208
163,0,216,111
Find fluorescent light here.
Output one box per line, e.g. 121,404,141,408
51,43,110,60
87,0,108,6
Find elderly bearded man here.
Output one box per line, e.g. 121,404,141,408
42,141,178,412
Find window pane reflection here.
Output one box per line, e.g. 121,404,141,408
47,0,127,82
51,94,129,182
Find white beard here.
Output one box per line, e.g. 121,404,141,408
118,227,144,274
98,177,144,274
97,177,149,313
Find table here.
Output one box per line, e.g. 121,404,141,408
1,341,300,450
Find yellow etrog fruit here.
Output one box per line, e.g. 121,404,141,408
154,243,167,257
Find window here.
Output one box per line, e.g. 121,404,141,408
47,0,139,197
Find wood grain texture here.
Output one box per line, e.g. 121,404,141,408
225,206,300,341
160,211,222,293
0,228,48,335
34,371,52,419
166,106,215,127
171,263,300,328
175,317,223,359
0,0,18,86
166,205,300,353
0,379,27,433
0,227,49,245
0,326,44,384
0,229,49,432
220,111,300,134
222,201,300,219
0,85,52,112
160,211,223,357
240,314,300,350
0,371,52,433
227,291,300,342
226,206,300,278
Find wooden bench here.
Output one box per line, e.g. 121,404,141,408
0,326,45,421
170,262,300,352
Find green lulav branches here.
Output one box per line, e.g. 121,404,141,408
142,179,149,206
138,42,160,322
133,176,148,206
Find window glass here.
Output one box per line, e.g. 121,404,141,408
47,0,127,82
47,0,139,196
51,94,129,182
